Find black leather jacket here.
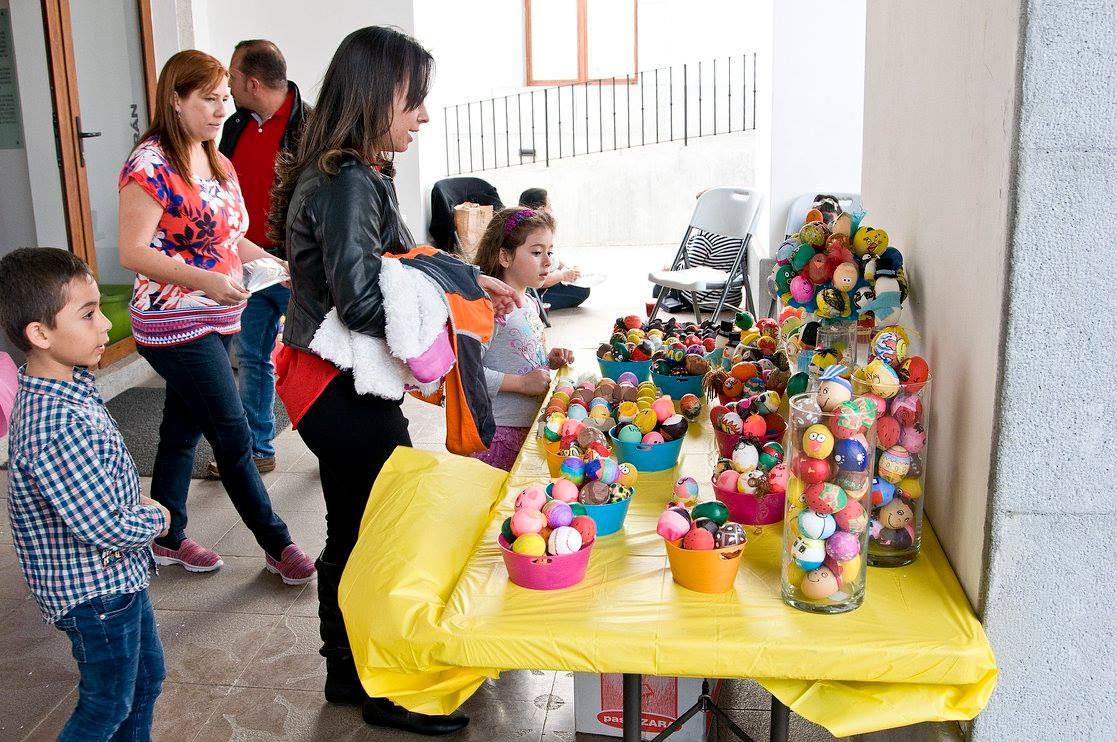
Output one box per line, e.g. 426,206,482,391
282,157,416,352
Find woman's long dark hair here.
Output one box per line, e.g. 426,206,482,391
267,26,432,243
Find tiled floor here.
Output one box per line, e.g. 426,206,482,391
1,246,873,740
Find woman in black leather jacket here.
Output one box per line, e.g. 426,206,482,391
267,26,515,736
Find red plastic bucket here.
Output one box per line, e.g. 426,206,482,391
498,535,594,590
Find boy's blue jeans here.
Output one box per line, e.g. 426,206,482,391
54,588,164,741
235,283,290,459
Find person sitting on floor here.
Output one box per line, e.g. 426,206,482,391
519,187,590,311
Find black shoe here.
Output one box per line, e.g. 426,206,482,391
362,697,470,736
324,658,368,705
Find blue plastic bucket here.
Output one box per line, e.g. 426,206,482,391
651,371,705,399
582,496,632,537
597,358,652,382
608,429,684,472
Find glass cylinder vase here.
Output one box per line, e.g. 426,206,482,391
780,392,878,614
868,373,932,567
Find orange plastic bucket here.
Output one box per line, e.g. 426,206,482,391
664,538,744,594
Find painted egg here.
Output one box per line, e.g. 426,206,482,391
792,536,827,571
616,463,639,486
657,509,691,541
870,477,896,507
547,526,583,555
742,413,767,438
543,500,574,529
790,275,815,303
790,398,823,428
833,438,869,472
790,242,815,271
683,526,716,550
776,238,798,265
805,482,847,515
633,407,659,434
737,469,766,495
798,510,837,540
579,480,612,505
878,445,912,483
800,566,839,600
825,531,861,562
660,414,689,440
510,508,546,537
901,355,930,393
853,396,881,430
641,431,665,445
833,498,868,534
732,441,760,473
800,221,828,248
616,401,639,425
815,288,851,319
652,396,676,422
872,328,908,367
767,463,790,493
817,378,853,413
899,423,927,453
551,478,580,504
827,401,862,440
673,476,700,504
512,532,547,556
907,453,924,479
876,416,902,449
609,483,635,502
794,454,832,485
692,500,730,526
570,515,597,545
716,469,741,493
616,424,643,443
759,441,785,470
716,522,747,548
617,371,639,385
878,498,914,530
864,359,901,398
802,424,835,459
831,261,859,292
560,457,586,484
721,411,744,435
560,418,586,440
807,253,832,284
833,470,869,500
722,376,745,398
852,226,889,257
891,393,923,427
680,394,703,421
515,486,548,511
896,477,922,500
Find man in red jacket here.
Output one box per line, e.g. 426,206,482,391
210,40,308,478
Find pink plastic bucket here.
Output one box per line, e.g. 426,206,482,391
714,484,785,526
714,428,780,458
498,535,594,590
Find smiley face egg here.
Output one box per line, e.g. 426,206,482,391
802,425,835,459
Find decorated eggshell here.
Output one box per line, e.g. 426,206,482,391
872,327,908,367
876,416,902,449
878,445,912,483
716,522,747,548
560,457,586,484
833,438,869,472
800,565,840,600
825,530,861,562
616,401,639,425
864,358,901,398
543,501,574,529
833,498,868,534
759,441,785,470
683,526,716,550
656,509,691,541
617,371,639,386
802,424,835,459
831,261,859,292
794,455,832,485
570,514,597,545
633,407,659,434
732,441,760,473
852,226,889,257
737,469,766,495
579,480,612,505
901,355,930,393
798,510,837,540
616,424,643,443
896,477,922,500
510,509,547,537
790,275,816,303
767,463,790,493
790,398,823,428
878,498,914,530
720,411,744,435
817,365,853,412
805,482,847,515
547,526,583,555
642,431,665,445
551,478,580,504
716,469,741,493
652,396,675,422
680,394,703,421
833,470,869,500
660,414,689,440
907,453,925,479
512,532,547,556
891,393,923,427
828,401,863,440
854,396,881,430
609,483,635,503
693,500,730,526
515,486,548,511
792,536,827,571
870,477,896,507
616,462,639,487
899,423,927,453
673,477,700,504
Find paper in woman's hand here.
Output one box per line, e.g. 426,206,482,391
242,258,289,293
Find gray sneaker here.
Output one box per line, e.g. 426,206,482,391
206,456,276,479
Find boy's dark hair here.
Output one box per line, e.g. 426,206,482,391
519,187,548,210
234,39,288,90
0,248,94,352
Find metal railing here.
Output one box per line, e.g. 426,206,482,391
443,53,758,176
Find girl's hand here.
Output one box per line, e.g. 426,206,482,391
478,275,522,316
204,272,251,305
518,368,552,395
562,267,581,283
548,348,575,370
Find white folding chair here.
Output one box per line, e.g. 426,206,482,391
648,187,764,325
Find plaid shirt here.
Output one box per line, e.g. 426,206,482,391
6,367,167,623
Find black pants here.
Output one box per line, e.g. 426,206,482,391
138,332,291,558
296,372,412,566
539,283,590,311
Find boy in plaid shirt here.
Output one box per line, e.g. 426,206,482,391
0,248,171,742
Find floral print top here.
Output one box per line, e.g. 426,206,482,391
118,137,248,346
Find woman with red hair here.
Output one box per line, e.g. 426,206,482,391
117,50,313,585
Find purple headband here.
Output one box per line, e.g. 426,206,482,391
503,208,537,236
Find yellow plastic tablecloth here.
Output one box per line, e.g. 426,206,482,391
340,422,997,737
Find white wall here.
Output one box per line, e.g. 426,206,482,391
0,2,37,255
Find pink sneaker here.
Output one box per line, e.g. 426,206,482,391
265,544,317,585
153,539,224,573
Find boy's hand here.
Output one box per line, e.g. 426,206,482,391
548,348,575,370
519,368,552,396
140,496,171,538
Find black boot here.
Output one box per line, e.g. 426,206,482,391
316,556,367,705
362,696,470,736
